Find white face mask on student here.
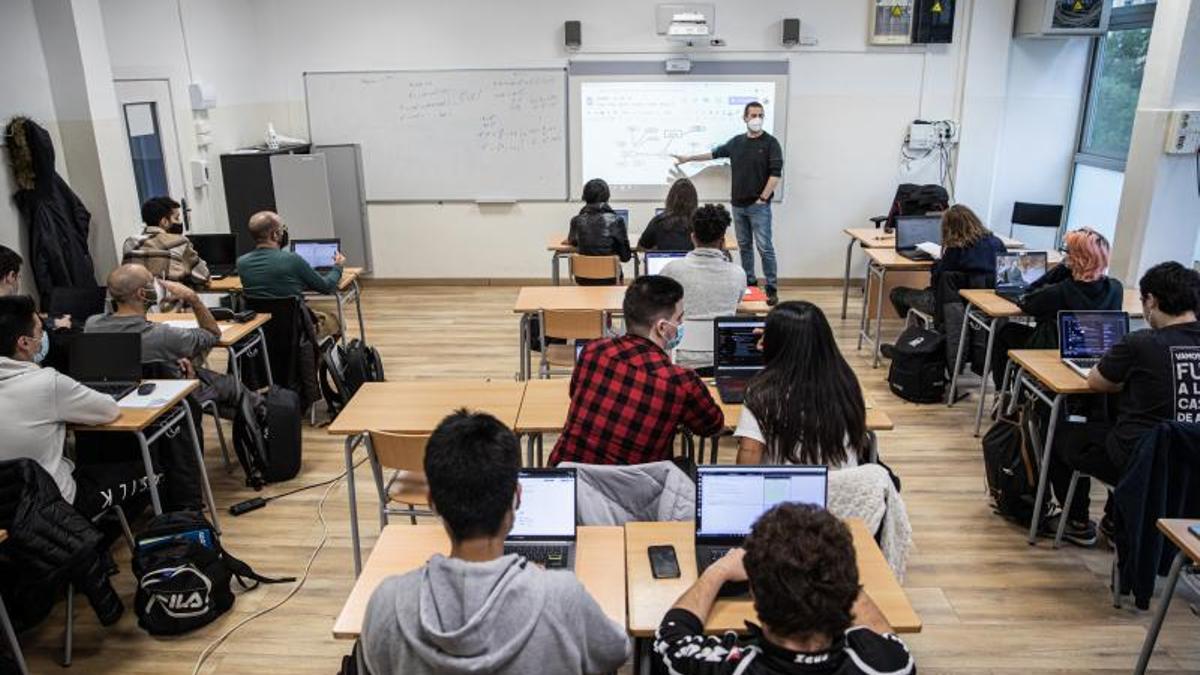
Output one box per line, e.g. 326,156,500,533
746,118,764,133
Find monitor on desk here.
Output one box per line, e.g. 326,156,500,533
189,234,237,275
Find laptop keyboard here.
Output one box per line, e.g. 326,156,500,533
1070,358,1101,369
704,547,731,565
505,545,568,569
86,382,135,399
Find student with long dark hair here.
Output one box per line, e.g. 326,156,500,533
735,301,869,468
638,178,698,251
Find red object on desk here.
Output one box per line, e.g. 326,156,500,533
743,287,767,302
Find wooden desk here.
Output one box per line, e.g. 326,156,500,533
72,380,216,526
1135,519,1200,673
208,267,366,344
547,233,739,285
514,379,569,466
327,380,529,574
624,519,921,638
856,249,934,368
146,312,275,386
333,524,627,639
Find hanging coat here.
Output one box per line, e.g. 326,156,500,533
5,116,97,307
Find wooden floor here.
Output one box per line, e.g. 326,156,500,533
15,285,1200,674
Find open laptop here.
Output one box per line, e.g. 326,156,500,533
995,251,1048,302
644,251,688,275
503,468,577,570
894,215,943,261
1059,310,1129,378
713,316,766,404
68,332,141,400
290,238,341,271
695,465,829,594
189,233,237,276
611,208,629,226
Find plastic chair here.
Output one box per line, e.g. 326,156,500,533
1009,202,1063,250
538,309,608,379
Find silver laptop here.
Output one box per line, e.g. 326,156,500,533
503,468,577,570
290,238,341,271
713,317,766,404
995,251,1048,302
695,465,828,594
1058,310,1129,378
644,251,688,275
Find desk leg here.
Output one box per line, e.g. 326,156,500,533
517,314,532,381
871,265,886,368
973,316,1000,437
183,399,220,534
1027,388,1063,545
346,434,364,576
633,253,641,279
258,327,275,386
1133,551,1186,675
352,280,367,342
136,431,164,515
334,291,348,347
868,430,880,464
551,253,561,286
228,343,242,385
947,306,973,407
635,636,648,675
0,591,28,675
841,236,856,320
857,261,872,351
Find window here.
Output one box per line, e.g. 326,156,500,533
122,102,170,204
1065,0,1156,243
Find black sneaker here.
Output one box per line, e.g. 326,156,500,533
766,286,779,306
1040,515,1098,547
747,278,759,288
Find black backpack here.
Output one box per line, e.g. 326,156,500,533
982,403,1039,523
886,325,947,404
885,183,950,232
232,386,303,489
132,512,293,636
319,338,385,413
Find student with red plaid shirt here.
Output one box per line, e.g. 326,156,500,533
548,275,724,466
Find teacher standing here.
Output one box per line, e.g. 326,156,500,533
673,101,783,306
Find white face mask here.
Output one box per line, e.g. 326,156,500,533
747,117,764,133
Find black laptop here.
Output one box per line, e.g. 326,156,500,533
695,465,829,595
68,333,141,400
290,238,341,271
502,468,578,570
1059,310,1129,378
189,233,238,277
713,317,765,404
995,251,1048,302
894,215,942,261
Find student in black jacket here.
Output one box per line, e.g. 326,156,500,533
565,178,632,286
889,204,1007,318
990,228,1123,387
638,178,697,251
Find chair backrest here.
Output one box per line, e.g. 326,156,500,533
540,309,606,342
367,431,430,473
1011,202,1063,229
242,296,317,391
570,254,620,282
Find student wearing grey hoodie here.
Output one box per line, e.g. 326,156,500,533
361,410,630,675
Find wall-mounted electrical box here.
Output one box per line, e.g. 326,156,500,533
870,0,915,45
1015,0,1111,38
1164,110,1200,155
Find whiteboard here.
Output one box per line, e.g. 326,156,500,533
305,69,567,201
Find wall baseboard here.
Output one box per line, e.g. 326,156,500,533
361,277,862,288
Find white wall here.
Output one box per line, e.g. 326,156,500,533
0,0,68,295
93,0,1091,280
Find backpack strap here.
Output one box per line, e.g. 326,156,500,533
223,549,296,589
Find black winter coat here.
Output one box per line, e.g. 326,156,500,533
568,203,632,262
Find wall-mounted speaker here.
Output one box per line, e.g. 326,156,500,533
565,20,582,50
782,18,800,46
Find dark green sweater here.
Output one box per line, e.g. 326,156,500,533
236,247,342,297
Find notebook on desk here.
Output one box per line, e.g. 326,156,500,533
1058,310,1129,378
894,215,942,261
290,238,341,271
713,317,765,404
695,465,828,596
503,468,577,570
68,333,141,400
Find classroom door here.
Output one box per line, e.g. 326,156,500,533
114,80,187,218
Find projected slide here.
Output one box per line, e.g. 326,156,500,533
580,81,777,189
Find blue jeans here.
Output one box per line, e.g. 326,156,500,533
731,203,777,288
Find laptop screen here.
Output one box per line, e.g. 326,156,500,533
714,318,765,373
996,252,1048,293
291,240,340,269
696,466,829,540
189,234,237,267
508,469,576,540
645,251,688,275
611,208,629,226
69,333,141,383
1059,311,1129,359
895,216,942,251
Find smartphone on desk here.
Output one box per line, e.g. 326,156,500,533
648,545,681,579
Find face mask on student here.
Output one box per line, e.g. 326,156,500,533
33,330,49,364
662,320,685,351
276,226,290,249
746,117,764,133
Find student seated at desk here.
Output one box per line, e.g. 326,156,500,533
990,228,1123,388
361,410,629,675
0,244,71,364
122,196,211,287
566,178,632,284
889,204,1007,318
638,177,697,252
0,295,159,518
548,275,724,466
735,302,868,469
1046,262,1200,546
237,210,345,339
661,203,747,368
654,503,914,675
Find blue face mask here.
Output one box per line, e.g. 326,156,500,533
33,330,49,364
665,321,685,351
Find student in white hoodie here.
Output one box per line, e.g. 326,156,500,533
360,410,630,675
0,295,149,518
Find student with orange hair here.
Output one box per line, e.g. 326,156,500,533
989,227,1123,388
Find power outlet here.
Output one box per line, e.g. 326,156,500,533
1164,110,1200,154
